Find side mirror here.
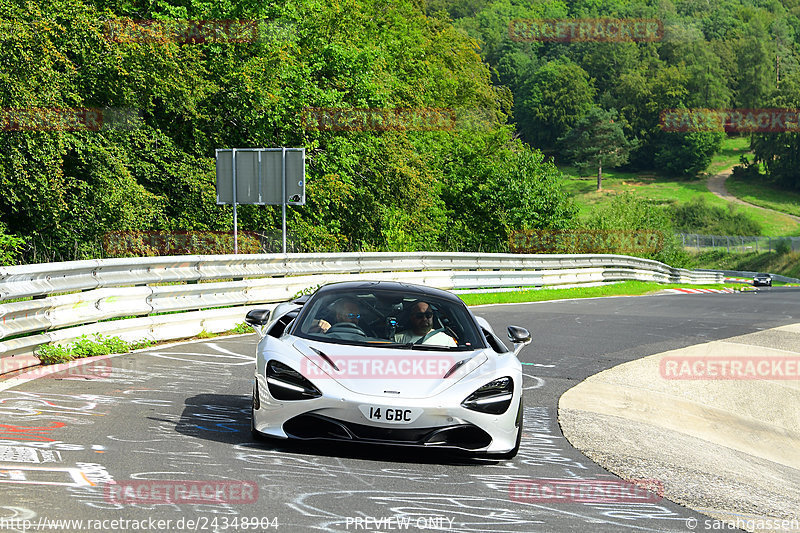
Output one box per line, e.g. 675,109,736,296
507,325,532,356
245,309,271,326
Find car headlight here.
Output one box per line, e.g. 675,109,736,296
266,360,322,401
461,377,514,414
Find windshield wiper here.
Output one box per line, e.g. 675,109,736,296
406,343,455,351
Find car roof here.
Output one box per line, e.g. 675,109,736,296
312,280,464,304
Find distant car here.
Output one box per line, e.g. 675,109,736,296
245,280,532,458
753,273,772,287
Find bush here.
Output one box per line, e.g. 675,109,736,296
670,197,761,236
774,238,792,255
653,131,725,177
36,334,135,365
36,344,73,365
0,222,25,266
230,322,251,334
584,193,691,267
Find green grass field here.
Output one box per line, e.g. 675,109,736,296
561,137,800,236
689,250,800,279
726,175,800,219
458,281,740,306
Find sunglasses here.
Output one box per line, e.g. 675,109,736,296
343,313,361,320
413,311,434,319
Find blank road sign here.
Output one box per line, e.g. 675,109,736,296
285,150,305,205
215,148,305,205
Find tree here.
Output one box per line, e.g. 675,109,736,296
558,108,638,191
516,59,596,149
734,20,776,108
749,70,800,190
653,130,725,177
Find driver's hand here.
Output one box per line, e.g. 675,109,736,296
310,319,331,333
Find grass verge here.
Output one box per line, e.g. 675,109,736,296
725,175,800,220
459,281,740,306
688,250,800,279
704,136,750,176
35,322,251,366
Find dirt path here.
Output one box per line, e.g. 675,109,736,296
706,167,800,223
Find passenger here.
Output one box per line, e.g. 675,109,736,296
394,301,456,346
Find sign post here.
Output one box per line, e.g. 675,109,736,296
215,148,305,253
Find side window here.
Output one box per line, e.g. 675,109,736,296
268,310,299,338
483,328,510,353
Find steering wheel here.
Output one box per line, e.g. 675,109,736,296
326,322,367,337
415,328,446,344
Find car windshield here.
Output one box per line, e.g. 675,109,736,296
292,287,484,351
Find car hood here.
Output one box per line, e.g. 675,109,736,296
290,338,488,399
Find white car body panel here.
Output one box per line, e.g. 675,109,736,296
249,281,528,457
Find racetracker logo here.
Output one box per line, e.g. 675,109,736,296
0,358,112,380
0,107,140,132
660,356,800,380
509,478,663,503
105,480,258,504
660,108,800,133
103,19,259,44
301,107,456,132
509,18,663,42
301,355,459,379
508,229,663,255
102,230,261,256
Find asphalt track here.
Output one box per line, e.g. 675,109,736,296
0,287,796,533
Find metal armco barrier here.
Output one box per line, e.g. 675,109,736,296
0,252,724,374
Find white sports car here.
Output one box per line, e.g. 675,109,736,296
245,280,531,458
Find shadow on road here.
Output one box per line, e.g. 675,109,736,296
169,393,498,466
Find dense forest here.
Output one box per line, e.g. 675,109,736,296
435,0,800,182
1,0,799,264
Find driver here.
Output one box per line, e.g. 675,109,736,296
394,301,456,346
311,298,361,333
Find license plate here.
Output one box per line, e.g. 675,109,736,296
358,405,422,424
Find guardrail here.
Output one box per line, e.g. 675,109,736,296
0,252,724,374
696,269,800,284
